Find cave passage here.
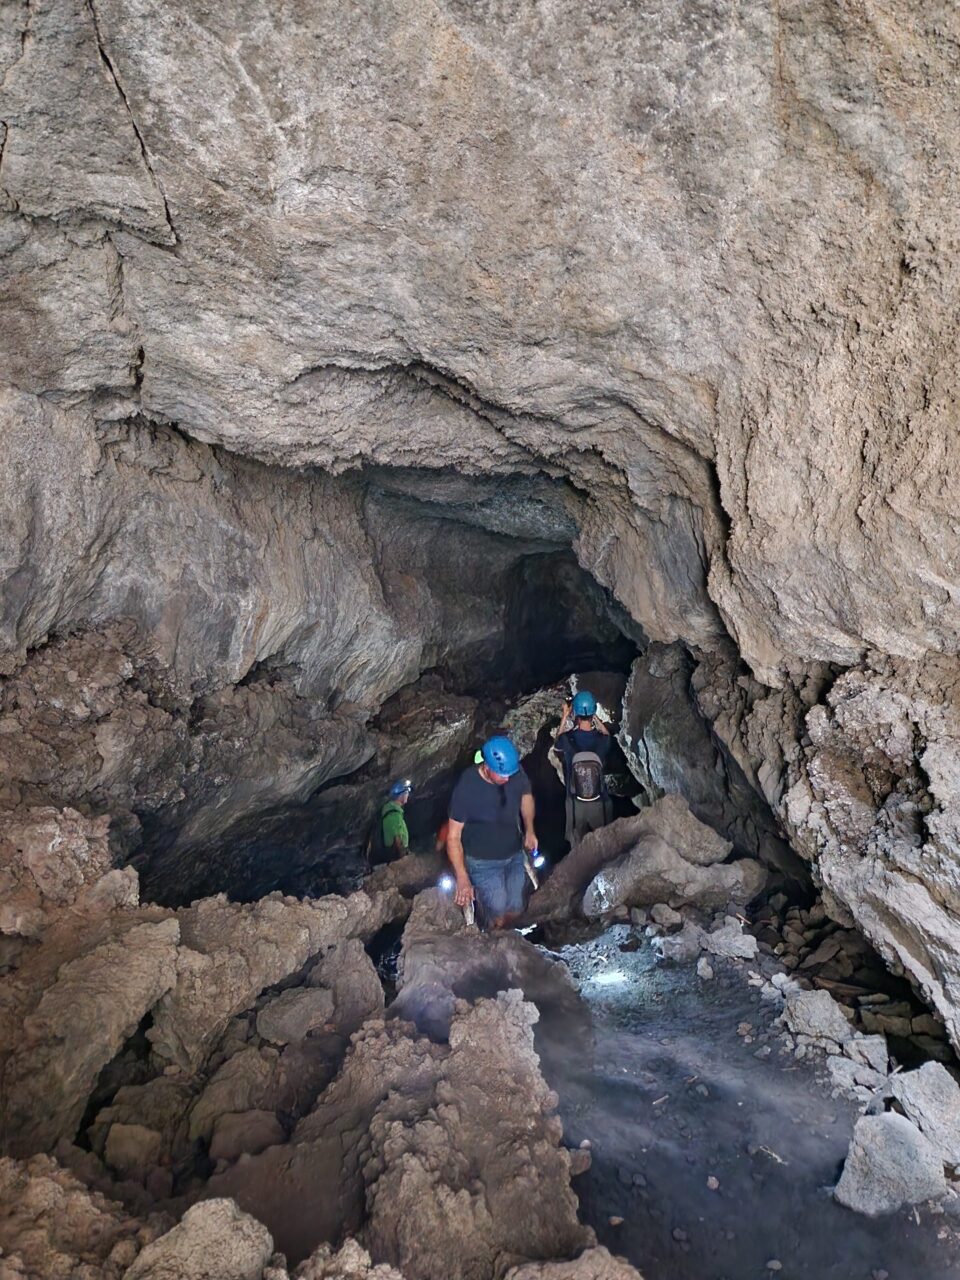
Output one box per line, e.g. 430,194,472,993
141,544,643,907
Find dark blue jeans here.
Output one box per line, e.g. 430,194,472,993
466,852,527,923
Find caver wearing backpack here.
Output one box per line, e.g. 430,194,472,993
365,779,412,869
554,691,612,844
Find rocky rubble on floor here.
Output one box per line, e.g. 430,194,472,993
745,891,953,1061
0,1154,642,1280
1,849,650,1280
0,803,406,1184
206,990,591,1271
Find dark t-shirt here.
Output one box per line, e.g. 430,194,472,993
556,728,611,795
449,766,532,861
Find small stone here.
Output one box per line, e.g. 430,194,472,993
608,1216,624,1227
651,903,682,929
707,1175,719,1190
912,1014,945,1038
696,956,715,980
766,1262,782,1272
579,1138,592,1149
672,1227,687,1242
737,1022,753,1037
632,1172,647,1187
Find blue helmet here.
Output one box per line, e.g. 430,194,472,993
573,690,597,718
389,779,412,798
480,736,521,778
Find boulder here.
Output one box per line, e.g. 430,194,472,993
306,938,385,1035
296,1239,405,1280
826,1056,885,1095
506,1248,644,1280
844,1035,889,1076
90,1076,196,1169
889,1062,960,1168
189,1047,281,1143
2,917,181,1155
124,1199,274,1280
650,903,682,929
0,1153,156,1278
781,989,853,1047
581,797,766,918
702,920,759,961
655,921,704,965
257,989,336,1046
209,1110,286,1163
834,1113,946,1216
104,1123,163,1183
148,888,403,1070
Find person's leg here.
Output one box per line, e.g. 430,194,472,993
490,853,528,929
573,799,605,842
465,856,509,929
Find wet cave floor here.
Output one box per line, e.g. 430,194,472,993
531,926,960,1280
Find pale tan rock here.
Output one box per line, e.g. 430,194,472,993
123,1199,273,1280
582,796,765,917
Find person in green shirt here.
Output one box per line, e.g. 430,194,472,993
380,779,412,857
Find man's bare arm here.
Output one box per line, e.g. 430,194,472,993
520,792,537,851
446,820,474,906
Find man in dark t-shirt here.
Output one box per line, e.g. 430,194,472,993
446,735,537,928
554,690,612,844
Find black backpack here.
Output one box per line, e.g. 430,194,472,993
365,806,391,868
571,751,604,801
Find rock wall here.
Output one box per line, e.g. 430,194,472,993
3,2,960,1035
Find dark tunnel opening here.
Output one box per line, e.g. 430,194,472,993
136,544,644,906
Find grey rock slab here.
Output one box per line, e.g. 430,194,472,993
834,1113,947,1216
889,1062,960,1168
782,989,854,1046
703,922,759,961
844,1034,889,1076
256,988,336,1046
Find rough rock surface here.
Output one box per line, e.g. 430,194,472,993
889,1063,960,1169
148,888,403,1070
834,1113,947,1217
781,989,854,1048
0,1153,163,1278
306,938,385,1036
295,1239,405,1280
506,1250,644,1280
1,0,960,1038
256,988,336,1046
123,1199,274,1280
581,796,766,918
209,992,588,1270
3,914,181,1156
